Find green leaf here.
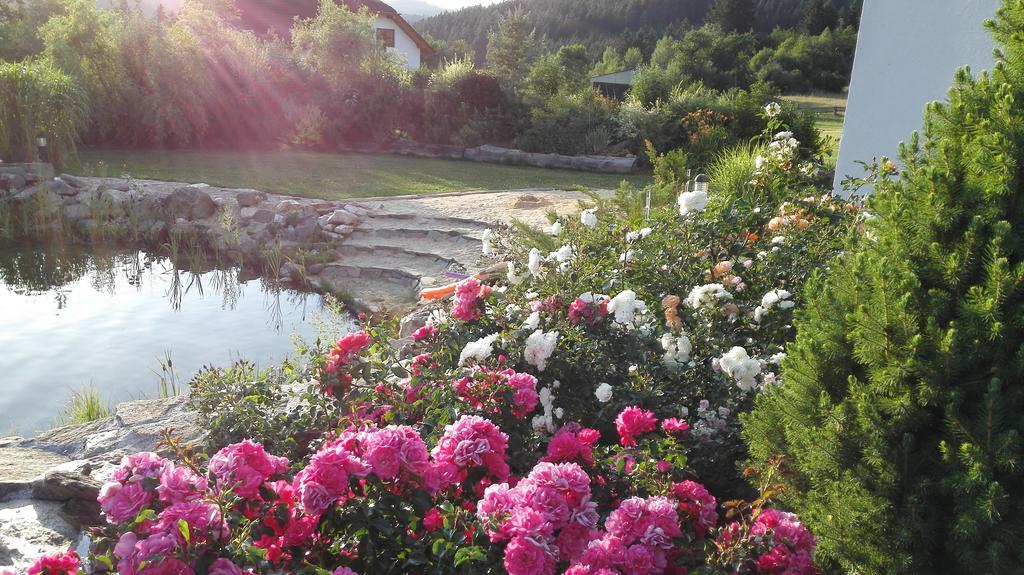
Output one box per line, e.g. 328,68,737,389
454,546,485,567
178,518,191,543
431,538,446,556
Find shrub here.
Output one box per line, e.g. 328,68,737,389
744,3,1024,573
423,67,514,146
749,27,857,93
518,89,616,155
0,59,84,166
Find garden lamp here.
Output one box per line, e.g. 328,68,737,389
693,173,709,195
36,135,48,163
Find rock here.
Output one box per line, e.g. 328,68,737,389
311,201,336,214
0,173,26,192
96,185,134,208
0,498,78,569
31,471,101,502
0,166,28,179
307,262,325,275
398,306,433,338
327,209,359,226
513,194,544,208
343,204,369,217
12,186,37,202
317,214,333,229
333,224,355,236
236,190,266,207
0,448,70,502
47,179,77,197
57,174,86,188
250,209,275,224
62,204,89,221
106,180,131,192
163,187,217,221
22,396,204,461
277,199,302,212
58,498,102,530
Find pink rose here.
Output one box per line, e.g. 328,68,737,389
660,418,690,437
423,508,443,532
557,523,598,563
410,325,437,341
111,452,169,482
98,480,152,524
503,536,552,575
615,407,658,447
26,550,80,575
623,544,655,575
115,532,193,575
365,443,401,479
295,479,335,516
158,465,206,505
155,501,227,544
208,440,289,499
208,559,246,575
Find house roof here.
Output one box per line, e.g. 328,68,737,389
237,0,434,55
591,69,636,86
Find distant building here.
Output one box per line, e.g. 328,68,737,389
591,69,636,100
834,0,998,195
237,0,434,70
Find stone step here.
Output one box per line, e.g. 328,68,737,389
348,224,483,241
336,243,456,268
342,232,482,272
334,250,452,283
313,269,420,312
363,212,493,230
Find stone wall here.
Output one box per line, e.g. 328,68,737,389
0,169,394,310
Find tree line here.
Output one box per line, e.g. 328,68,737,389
417,0,861,65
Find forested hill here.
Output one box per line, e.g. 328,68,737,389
416,0,861,61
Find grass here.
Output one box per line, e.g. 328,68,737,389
782,92,847,158
59,384,111,425
71,149,652,200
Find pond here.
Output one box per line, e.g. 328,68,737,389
0,241,350,435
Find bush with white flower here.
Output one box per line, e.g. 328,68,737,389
471,112,860,496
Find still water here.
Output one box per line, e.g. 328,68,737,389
0,242,346,435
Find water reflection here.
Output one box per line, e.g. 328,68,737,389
0,240,337,435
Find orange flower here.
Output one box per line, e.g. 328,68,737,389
662,295,682,330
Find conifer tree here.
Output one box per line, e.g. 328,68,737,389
744,2,1024,573
802,0,838,34
708,0,755,33
485,6,536,93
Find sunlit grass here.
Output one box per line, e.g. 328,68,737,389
59,384,111,425
782,92,847,160
72,149,652,199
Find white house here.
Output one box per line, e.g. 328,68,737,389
237,0,435,71
357,0,435,70
834,0,999,195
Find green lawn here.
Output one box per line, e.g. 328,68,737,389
782,92,847,157
71,149,651,200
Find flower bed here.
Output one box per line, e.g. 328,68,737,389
6,107,860,575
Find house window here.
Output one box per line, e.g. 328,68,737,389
376,28,395,48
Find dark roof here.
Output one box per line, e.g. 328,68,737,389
236,0,433,55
